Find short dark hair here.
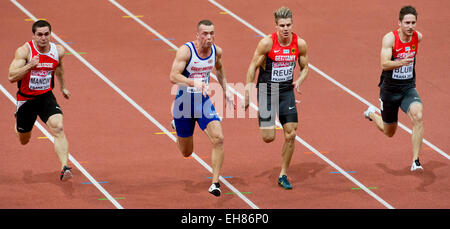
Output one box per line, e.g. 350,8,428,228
197,19,214,30
399,5,417,21
32,20,51,34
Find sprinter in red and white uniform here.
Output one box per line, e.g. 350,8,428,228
364,6,424,171
245,7,309,189
8,20,72,181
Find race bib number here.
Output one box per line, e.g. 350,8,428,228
29,70,52,90
271,62,294,82
392,58,414,80
187,72,209,93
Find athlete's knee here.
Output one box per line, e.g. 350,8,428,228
210,133,224,147
181,149,193,158
383,123,397,137
19,137,30,145
409,103,423,123
409,110,423,125
384,128,396,137
18,133,31,145
284,130,296,142
262,134,275,143
47,118,64,135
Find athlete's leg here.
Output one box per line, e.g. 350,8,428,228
177,136,194,157
280,122,297,177
260,126,276,143
408,102,423,161
368,112,398,137
46,114,69,170
15,123,32,145
204,120,224,184
15,100,36,145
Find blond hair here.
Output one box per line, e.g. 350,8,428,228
274,6,292,24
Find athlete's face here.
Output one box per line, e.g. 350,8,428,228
399,14,416,36
33,26,51,49
197,24,215,49
275,18,292,39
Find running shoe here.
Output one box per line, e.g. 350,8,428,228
411,159,424,172
171,120,176,130
208,182,221,197
278,175,292,190
60,166,73,181
364,106,377,121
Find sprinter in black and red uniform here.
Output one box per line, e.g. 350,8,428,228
364,6,424,172
8,20,73,181
245,7,309,189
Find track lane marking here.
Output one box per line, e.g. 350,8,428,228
206,0,448,161
0,84,124,209
9,0,258,210
110,0,394,209
108,0,259,210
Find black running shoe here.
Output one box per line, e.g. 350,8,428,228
60,166,73,181
208,182,221,197
278,175,292,189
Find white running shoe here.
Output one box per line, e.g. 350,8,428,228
411,159,424,172
171,120,176,130
60,166,73,181
208,183,221,197
364,106,377,121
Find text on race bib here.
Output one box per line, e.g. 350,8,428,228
271,62,294,82
29,70,52,90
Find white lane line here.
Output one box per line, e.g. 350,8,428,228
9,0,126,209
0,84,124,209
108,0,259,210
110,0,394,209
10,0,258,210
207,0,448,161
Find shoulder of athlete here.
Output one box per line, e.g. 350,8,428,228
297,37,308,54
214,44,223,59
416,30,423,42
175,44,191,62
15,43,30,60
382,31,395,48
56,44,65,59
257,36,273,54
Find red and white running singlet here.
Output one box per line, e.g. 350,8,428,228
257,32,300,92
380,30,419,91
17,40,59,101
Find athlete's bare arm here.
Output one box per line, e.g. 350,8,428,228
244,36,272,110
293,38,309,93
380,32,414,71
214,45,234,108
170,45,207,95
55,45,70,99
8,44,38,83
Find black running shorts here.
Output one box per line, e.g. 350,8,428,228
379,87,422,124
257,86,298,127
15,91,63,133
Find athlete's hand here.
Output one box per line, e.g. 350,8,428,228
225,89,235,110
193,80,208,97
293,80,303,94
61,88,70,99
400,58,414,66
28,54,39,68
243,89,250,111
